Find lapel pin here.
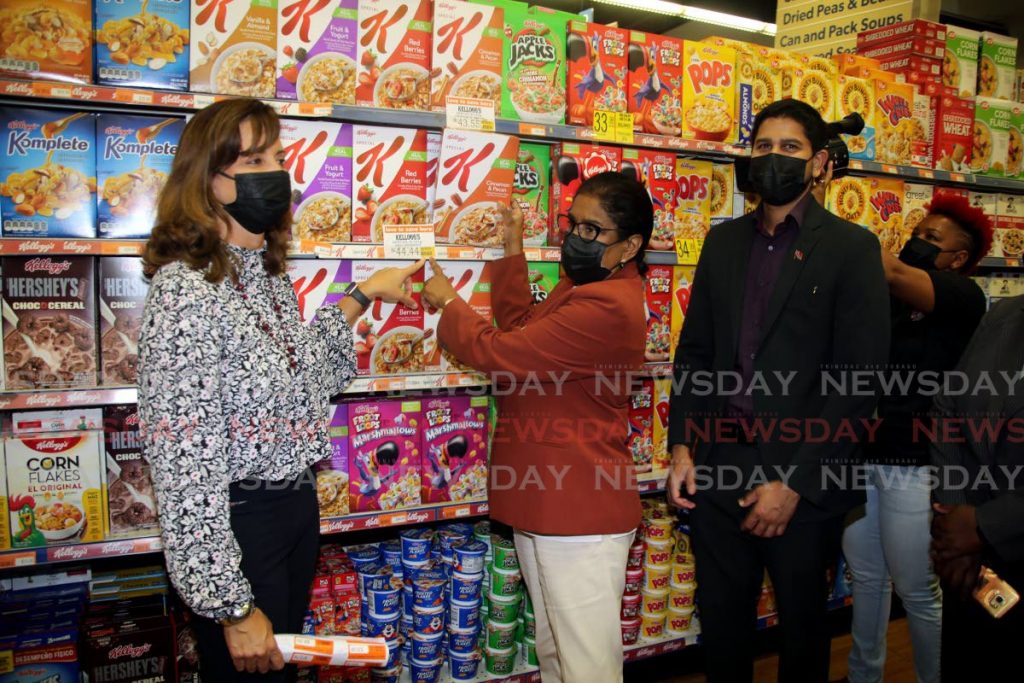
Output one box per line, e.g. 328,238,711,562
794,249,804,261
812,286,818,294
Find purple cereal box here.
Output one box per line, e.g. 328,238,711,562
348,399,421,513
286,259,352,324
277,0,358,104
315,403,349,519
421,395,489,504
280,119,353,244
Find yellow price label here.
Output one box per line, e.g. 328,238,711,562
592,111,634,144
675,238,704,265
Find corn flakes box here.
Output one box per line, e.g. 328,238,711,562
673,158,711,242
189,0,277,96
792,67,835,124
356,0,433,111
513,142,550,247
644,264,672,363
866,176,906,255
710,163,734,227
911,90,935,169
6,431,104,548
934,94,974,172
281,119,353,244
837,75,875,161
348,399,421,512
0,107,96,238
972,97,1014,176
315,403,349,519
621,148,674,251
421,395,489,504
651,377,670,472
423,260,490,372
1007,103,1023,179
351,126,428,243
903,183,933,236
943,25,980,99
567,21,628,126
433,129,519,246
669,265,694,362
493,2,571,125
98,257,148,387
628,32,683,136
681,42,736,144
285,260,351,323
627,379,654,474
351,259,423,375
735,51,779,145
996,193,1024,259
95,0,189,90
978,33,1018,101
828,176,870,228
430,0,503,113
526,261,559,303
873,79,915,166
96,114,183,239
277,0,357,103
0,0,92,84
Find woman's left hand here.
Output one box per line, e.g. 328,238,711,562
423,259,459,311
360,260,425,308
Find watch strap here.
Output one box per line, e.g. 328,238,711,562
218,600,255,626
345,282,372,309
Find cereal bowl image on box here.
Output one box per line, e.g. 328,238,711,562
356,0,433,111
431,0,503,112
281,119,353,243
95,0,190,90
421,395,489,504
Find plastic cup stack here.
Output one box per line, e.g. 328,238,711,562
446,533,487,681
668,520,697,637
483,535,526,675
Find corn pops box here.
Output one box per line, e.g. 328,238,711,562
972,97,1014,176
351,259,423,375
828,176,871,228
351,126,428,243
315,403,349,519
867,176,906,255
277,0,358,103
622,148,675,251
433,129,519,247
673,158,711,242
423,260,490,372
566,21,628,126
430,0,503,113
651,377,670,472
710,163,734,227
627,32,683,136
681,41,736,144
549,142,621,245
837,75,875,161
189,0,278,96
281,119,353,243
96,114,183,239
669,265,693,362
0,107,96,238
356,0,433,111
735,51,779,145
0,0,92,84
499,3,571,125
421,395,489,504
627,379,654,474
526,261,558,303
978,33,1018,101
348,399,421,512
286,259,350,324
943,25,980,99
644,264,672,363
874,79,915,166
792,67,835,122
98,257,148,387
903,183,933,236
513,142,549,247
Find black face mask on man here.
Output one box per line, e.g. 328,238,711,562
747,153,813,206
218,170,292,235
561,233,624,285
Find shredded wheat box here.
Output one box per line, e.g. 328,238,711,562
934,94,974,172
189,0,278,97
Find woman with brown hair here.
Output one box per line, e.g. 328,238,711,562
137,98,420,682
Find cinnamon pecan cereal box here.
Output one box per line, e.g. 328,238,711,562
356,0,433,111
943,25,980,99
902,183,933,236
934,94,974,172
866,176,906,255
627,379,654,474
710,163,734,227
549,142,621,245
351,126,428,243
627,32,683,136
280,119,353,244
681,42,736,144
669,265,694,365
978,33,1018,101
652,377,670,472
622,148,675,251
827,176,871,228
433,128,519,247
423,260,490,372
285,259,350,324
348,399,421,512
421,395,489,504
430,0,503,113
98,257,147,387
567,21,628,125
644,264,672,364
314,403,349,519
837,75,876,161
350,259,423,375
792,67,835,125
276,0,358,103
673,158,711,242
513,142,549,247
971,97,1014,176
95,0,188,90
189,0,278,96
873,79,915,166
0,0,92,84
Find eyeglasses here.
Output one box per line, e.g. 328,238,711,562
556,214,621,243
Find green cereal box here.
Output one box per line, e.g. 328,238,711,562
526,262,559,304
978,32,1018,100
513,142,549,247
972,97,1015,177
943,25,980,99
1009,104,1024,180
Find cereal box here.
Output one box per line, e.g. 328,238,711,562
669,266,693,366
423,260,491,371
281,119,353,243
286,260,350,324
644,264,672,363
10,409,101,434
526,262,559,304
0,440,7,550
433,129,519,246
703,36,754,55
859,37,946,61
735,51,779,145
1010,106,1024,180
95,0,189,90
96,114,183,239
627,379,654,474
979,192,1005,256
498,4,572,125
621,148,674,251
681,41,736,144
903,183,933,236
943,25,980,99
103,405,157,538
934,94,974,172
98,257,147,387
911,91,935,169
867,176,906,255
426,130,442,215
350,259,423,375
351,126,428,243
651,377,670,472
549,142,621,245
6,431,104,547
796,53,838,77
978,33,1018,100
972,97,1014,176
996,194,1024,260
513,142,549,247
566,21,628,126
356,0,434,111
0,0,92,84
835,53,881,75
627,32,683,137
0,107,96,238
348,399,422,512
837,75,876,161
315,404,349,519
2,256,97,390
828,176,871,228
873,79,915,166
857,19,946,48
673,158,711,242
710,163,734,227
879,54,943,77
792,67,835,123
189,0,277,96
276,0,357,103
421,395,489,504
430,0,503,113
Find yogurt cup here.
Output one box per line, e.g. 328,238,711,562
489,566,523,597
621,593,642,620
410,657,443,683
523,636,538,666
448,626,481,654
522,614,536,640
384,638,403,669
644,539,673,568
411,632,444,661
358,562,394,594
486,620,518,650
666,607,695,634
347,544,384,568
491,537,519,570
641,589,670,615
412,607,446,635
366,612,401,641
639,610,665,640
411,568,448,609
669,589,696,610
401,528,435,564
643,563,672,592
450,571,484,603
449,598,482,631
624,568,644,596
620,618,641,645
485,646,517,676
672,562,696,585
452,539,488,574
473,521,491,543
368,585,402,617
487,592,523,625
449,650,482,680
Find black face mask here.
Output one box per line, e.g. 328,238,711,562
748,153,812,206
561,233,623,285
218,170,292,235
898,237,945,270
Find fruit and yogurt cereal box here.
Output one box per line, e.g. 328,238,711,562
95,0,190,90
286,259,351,324
978,32,1018,101
622,148,675,251
627,32,683,136
644,264,672,363
0,0,92,84
902,183,933,237
549,142,621,245
627,379,654,474
315,403,349,519
943,25,980,98
189,0,278,96
566,21,628,126
681,41,736,144
348,399,422,512
673,158,711,242
423,261,491,372
867,176,906,255
873,80,915,166
421,395,489,504
837,75,875,161
971,97,1014,176
277,0,357,103
352,126,428,243
498,3,572,125
431,0,503,113
98,257,148,387
103,404,158,537
281,119,353,244
351,259,423,375
356,0,433,111
513,142,549,247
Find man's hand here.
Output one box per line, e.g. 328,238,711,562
499,203,525,256
931,503,984,561
933,552,982,602
739,482,800,538
224,607,285,674
422,259,459,311
667,444,697,510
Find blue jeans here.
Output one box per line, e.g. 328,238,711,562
842,465,942,683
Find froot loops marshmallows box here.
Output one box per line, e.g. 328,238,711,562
421,395,489,504
348,399,422,512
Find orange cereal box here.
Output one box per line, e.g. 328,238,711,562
352,126,428,243
796,53,838,78
903,183,933,235
792,67,835,122
627,32,683,136
673,158,711,241
190,0,277,96
828,176,871,227
430,0,504,113
710,163,734,227
652,377,671,472
0,0,92,84
703,36,755,55
681,41,736,144
867,176,906,255
566,21,628,125
873,79,916,166
356,0,434,111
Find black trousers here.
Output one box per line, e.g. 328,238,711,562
690,444,844,683
941,574,1024,682
193,471,319,683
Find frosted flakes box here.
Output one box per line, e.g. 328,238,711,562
566,21,627,126
934,94,974,172
351,259,423,375
355,0,433,111
828,176,871,228
943,25,980,99
348,399,421,512
0,0,92,84
971,97,1014,176
277,0,357,103
903,183,933,236
315,403,349,519
978,33,1018,101
512,142,549,247
286,260,350,324
423,261,490,372
867,176,906,255
431,0,503,113
96,114,183,239
281,119,353,243
0,107,96,238
103,404,158,538
627,379,653,474
644,265,672,363
673,158,711,242
499,3,571,125
98,257,147,387
95,0,189,90
627,32,683,136
651,377,670,472
189,0,277,96
352,126,428,243
421,395,489,504
710,163,734,227
681,41,736,144
622,148,674,251
837,75,875,161
873,80,915,166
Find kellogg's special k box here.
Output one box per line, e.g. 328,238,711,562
352,126,428,243
431,0,503,113
286,259,351,324
351,259,423,375
281,119,353,243
423,261,491,372
190,0,277,96
356,0,433,111
277,0,358,103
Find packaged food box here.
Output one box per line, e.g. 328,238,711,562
792,67,835,122
899,69,943,90
0,0,92,84
430,0,503,113
673,158,711,242
103,404,157,538
189,0,277,96
879,54,943,76
2,256,97,390
433,129,519,247
98,257,147,387
681,41,736,144
834,53,881,75
975,191,1002,256
866,176,906,255
837,75,876,161
566,21,628,125
350,259,423,375
627,379,654,474
735,51,779,145
421,395,489,504
81,613,176,682
423,261,490,372
622,148,675,251
286,260,350,324
351,126,428,243
549,142,621,245
978,33,1018,100
276,0,357,103
859,37,946,61
0,641,79,682
703,35,754,55
873,80,915,166
627,32,683,136
348,399,422,512
669,266,694,363
526,262,559,303
996,194,1024,259
6,431,104,547
858,19,946,48
9,409,101,434
643,265,672,364
903,183,933,236
512,142,550,247
0,441,8,550
281,119,353,244
710,163,734,227
828,176,871,228
356,0,433,111
911,90,936,169
315,404,349,519
1010,106,1024,180
498,3,572,125
943,25,980,98
0,107,96,238
971,97,1014,176
796,53,838,77
96,114,183,239
426,130,442,214
95,0,189,90
651,378,670,472
934,94,974,172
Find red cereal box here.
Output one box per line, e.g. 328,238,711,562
628,379,654,474
622,148,676,251
644,265,673,363
430,0,503,112
549,142,621,245
857,19,947,49
933,95,974,172
879,54,943,76
356,0,433,111
351,260,424,375
352,126,429,243
912,90,936,169
859,37,947,61
627,32,683,136
566,21,628,125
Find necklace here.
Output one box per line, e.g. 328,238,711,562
231,275,298,371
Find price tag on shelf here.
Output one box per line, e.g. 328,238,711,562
592,110,634,144
880,164,898,175
382,223,435,260
849,160,864,171
918,169,935,179
675,238,703,265
950,173,966,183
446,96,496,132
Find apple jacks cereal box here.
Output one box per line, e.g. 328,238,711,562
422,395,489,504
431,0,503,113
627,32,683,136
549,142,621,246
95,0,189,90
513,142,550,247
566,21,628,126
527,261,559,304
622,149,675,251
281,119,353,243
978,33,1018,101
943,25,980,99
98,257,148,387
286,260,351,324
500,3,571,125
673,158,711,242
0,0,92,84
351,259,423,375
352,126,428,243
356,0,433,111
628,379,654,474
315,403,349,518
867,177,906,255
423,261,491,372
837,76,875,161
189,0,278,96
681,42,736,144
644,265,672,363
348,399,421,512
873,80,915,166
277,0,357,103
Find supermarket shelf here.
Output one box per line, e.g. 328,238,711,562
499,119,751,157
977,256,1024,270
0,238,146,256
300,242,562,262
319,501,490,535
848,160,1024,194
637,471,667,494
625,629,700,662
342,372,489,394
0,387,137,410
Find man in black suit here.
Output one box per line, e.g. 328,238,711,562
667,100,891,682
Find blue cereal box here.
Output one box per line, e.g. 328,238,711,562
0,108,96,238
277,0,358,103
0,641,79,683
280,118,353,243
94,0,190,90
96,114,184,239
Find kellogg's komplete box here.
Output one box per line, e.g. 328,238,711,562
0,0,93,84
95,0,190,91
98,257,147,387
103,404,158,538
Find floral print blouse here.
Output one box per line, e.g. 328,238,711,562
137,244,356,619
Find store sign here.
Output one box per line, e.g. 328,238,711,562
775,0,937,57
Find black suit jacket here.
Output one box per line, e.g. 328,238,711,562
669,197,891,515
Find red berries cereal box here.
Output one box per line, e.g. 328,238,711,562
351,259,423,375
356,0,433,111
352,126,428,243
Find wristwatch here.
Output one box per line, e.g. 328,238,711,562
218,599,255,626
344,282,372,309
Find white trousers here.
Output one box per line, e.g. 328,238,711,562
513,530,634,683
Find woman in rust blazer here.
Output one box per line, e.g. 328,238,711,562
423,172,650,683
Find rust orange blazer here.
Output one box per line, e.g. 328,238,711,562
437,253,646,535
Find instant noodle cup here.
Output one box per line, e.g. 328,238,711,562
523,636,538,666
410,657,443,683
449,650,482,680
485,646,517,676
624,568,644,596
448,626,481,655
486,620,518,650
641,590,670,616
489,566,523,597
401,529,435,565
640,611,665,640
412,568,448,609
413,606,446,635
411,632,444,661
369,585,402,616
487,592,522,625
621,593,642,619
669,589,696,611
449,599,482,631
666,607,695,634
672,561,697,586
491,537,519,571
451,571,484,603
621,618,641,645
644,539,673,568
453,539,488,575
643,563,672,592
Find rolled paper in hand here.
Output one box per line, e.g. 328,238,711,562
274,634,389,667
